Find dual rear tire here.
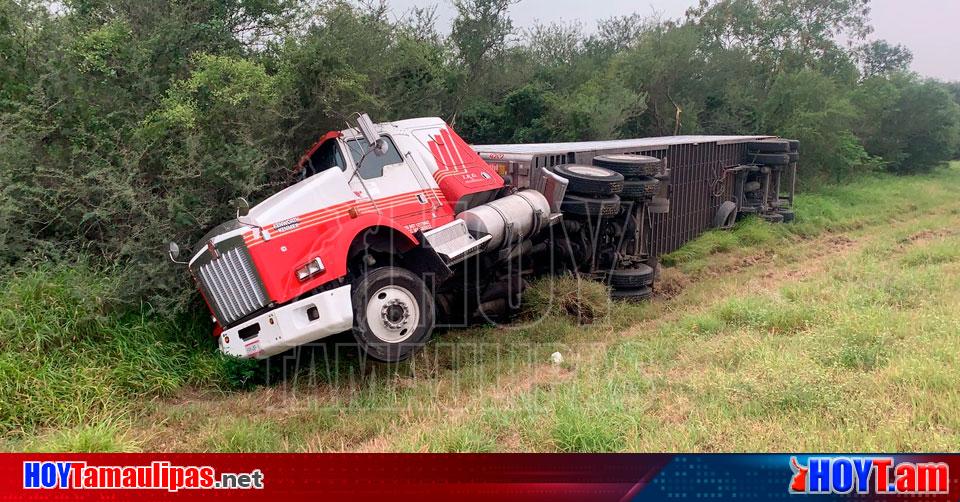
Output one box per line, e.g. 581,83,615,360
552,164,623,217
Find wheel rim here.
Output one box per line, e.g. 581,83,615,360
365,284,420,343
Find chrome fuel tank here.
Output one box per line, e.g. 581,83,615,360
456,190,551,249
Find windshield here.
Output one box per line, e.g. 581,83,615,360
346,136,403,179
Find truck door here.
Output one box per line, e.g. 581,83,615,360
343,135,451,232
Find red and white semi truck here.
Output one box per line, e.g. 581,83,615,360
170,114,798,362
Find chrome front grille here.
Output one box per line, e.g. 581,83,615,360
196,246,268,325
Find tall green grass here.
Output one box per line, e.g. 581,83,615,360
0,263,235,441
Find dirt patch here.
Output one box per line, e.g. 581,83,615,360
655,392,693,425
655,267,691,298
903,228,957,244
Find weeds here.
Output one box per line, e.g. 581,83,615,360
0,264,232,437
521,275,611,324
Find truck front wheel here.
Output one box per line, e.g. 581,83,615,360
351,266,435,362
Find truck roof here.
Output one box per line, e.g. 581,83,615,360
471,135,773,155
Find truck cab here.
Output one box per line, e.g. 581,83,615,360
186,117,511,361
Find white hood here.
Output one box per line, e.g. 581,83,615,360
248,168,355,226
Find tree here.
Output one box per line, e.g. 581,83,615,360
687,0,869,79
525,21,584,68
944,81,960,159
448,0,516,122
854,75,960,173
586,14,650,55
858,40,913,78
763,70,871,183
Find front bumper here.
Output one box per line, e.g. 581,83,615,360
219,285,353,359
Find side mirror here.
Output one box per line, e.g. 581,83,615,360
234,197,250,218
168,241,187,264
372,138,388,157
356,113,380,149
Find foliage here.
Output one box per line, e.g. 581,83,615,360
857,40,913,78
762,70,873,183
853,75,960,173
0,0,958,318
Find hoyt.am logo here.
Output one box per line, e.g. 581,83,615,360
789,457,949,495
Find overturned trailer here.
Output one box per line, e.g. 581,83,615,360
474,135,798,257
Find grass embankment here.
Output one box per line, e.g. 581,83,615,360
0,264,243,451
3,165,960,451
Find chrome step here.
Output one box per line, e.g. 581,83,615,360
422,219,492,265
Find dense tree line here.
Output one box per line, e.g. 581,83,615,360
1,0,958,313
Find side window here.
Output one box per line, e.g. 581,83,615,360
346,136,403,180
303,140,346,180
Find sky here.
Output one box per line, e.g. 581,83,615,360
384,0,960,81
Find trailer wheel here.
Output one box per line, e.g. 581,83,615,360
561,193,621,217
552,164,624,196
606,264,655,288
714,201,738,229
746,140,790,153
778,209,795,223
351,266,435,363
746,152,790,166
620,177,659,200
610,286,653,301
592,154,662,178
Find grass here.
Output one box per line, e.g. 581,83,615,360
0,262,242,448
4,163,960,452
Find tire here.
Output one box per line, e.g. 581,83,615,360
351,266,435,363
746,152,790,166
561,193,621,217
778,209,795,223
611,286,653,301
714,201,738,229
760,212,784,223
620,177,659,200
592,154,662,178
606,264,655,288
552,164,624,196
743,181,761,192
788,152,799,163
746,140,790,153
787,139,800,152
